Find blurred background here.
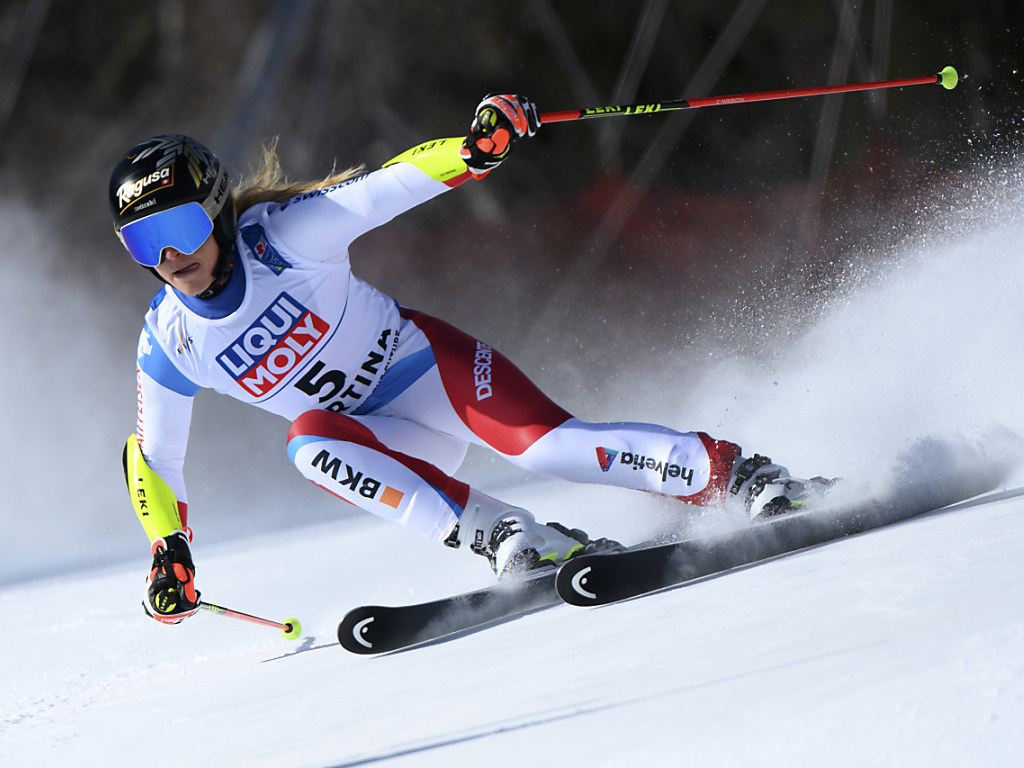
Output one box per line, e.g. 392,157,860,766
1,0,1022,583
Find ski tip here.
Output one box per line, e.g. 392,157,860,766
555,558,602,606
338,607,383,654
938,66,958,90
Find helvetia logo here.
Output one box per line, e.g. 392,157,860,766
216,292,329,397
619,452,694,485
596,447,619,472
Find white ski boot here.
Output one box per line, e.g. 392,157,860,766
446,489,621,578
726,454,835,520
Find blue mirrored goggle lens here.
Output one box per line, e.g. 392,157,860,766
120,202,214,268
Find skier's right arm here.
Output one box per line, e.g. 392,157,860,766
123,431,186,543
128,321,203,624
130,321,196,534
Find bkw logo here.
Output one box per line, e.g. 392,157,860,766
216,292,329,397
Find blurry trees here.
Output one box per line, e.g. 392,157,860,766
0,0,1020,361
1,1,1019,196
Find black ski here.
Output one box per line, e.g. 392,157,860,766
338,569,558,654
556,483,1000,607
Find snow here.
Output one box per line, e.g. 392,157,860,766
2,483,1023,767
6,159,1024,765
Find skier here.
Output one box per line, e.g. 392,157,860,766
113,94,825,625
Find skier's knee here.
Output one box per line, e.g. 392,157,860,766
287,409,376,446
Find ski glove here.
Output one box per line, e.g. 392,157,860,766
459,93,540,177
143,530,201,624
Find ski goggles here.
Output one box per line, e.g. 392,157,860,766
118,202,214,268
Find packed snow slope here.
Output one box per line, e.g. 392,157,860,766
5,159,1024,765
2,480,1023,768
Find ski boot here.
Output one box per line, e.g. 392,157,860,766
143,529,201,624
446,489,623,578
726,454,835,521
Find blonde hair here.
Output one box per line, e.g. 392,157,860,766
233,137,364,214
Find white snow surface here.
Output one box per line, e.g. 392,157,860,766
2,483,1023,767
6,164,1024,765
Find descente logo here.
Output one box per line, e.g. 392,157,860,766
215,292,329,397
474,342,493,401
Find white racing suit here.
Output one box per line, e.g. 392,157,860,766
135,144,741,541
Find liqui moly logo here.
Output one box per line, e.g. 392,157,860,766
216,292,329,397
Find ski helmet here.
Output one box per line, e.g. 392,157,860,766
109,135,236,286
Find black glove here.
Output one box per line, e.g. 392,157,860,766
459,93,541,177
143,530,201,624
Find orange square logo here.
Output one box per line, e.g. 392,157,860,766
380,486,404,509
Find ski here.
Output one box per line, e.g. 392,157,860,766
338,568,558,654
556,484,999,607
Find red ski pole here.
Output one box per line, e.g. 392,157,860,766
199,601,303,640
539,66,958,124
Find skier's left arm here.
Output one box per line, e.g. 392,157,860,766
382,92,540,181
268,94,540,264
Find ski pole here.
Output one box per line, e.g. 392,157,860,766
199,601,303,640
539,66,958,124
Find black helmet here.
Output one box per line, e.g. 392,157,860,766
110,135,237,290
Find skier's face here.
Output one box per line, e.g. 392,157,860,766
154,234,219,295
